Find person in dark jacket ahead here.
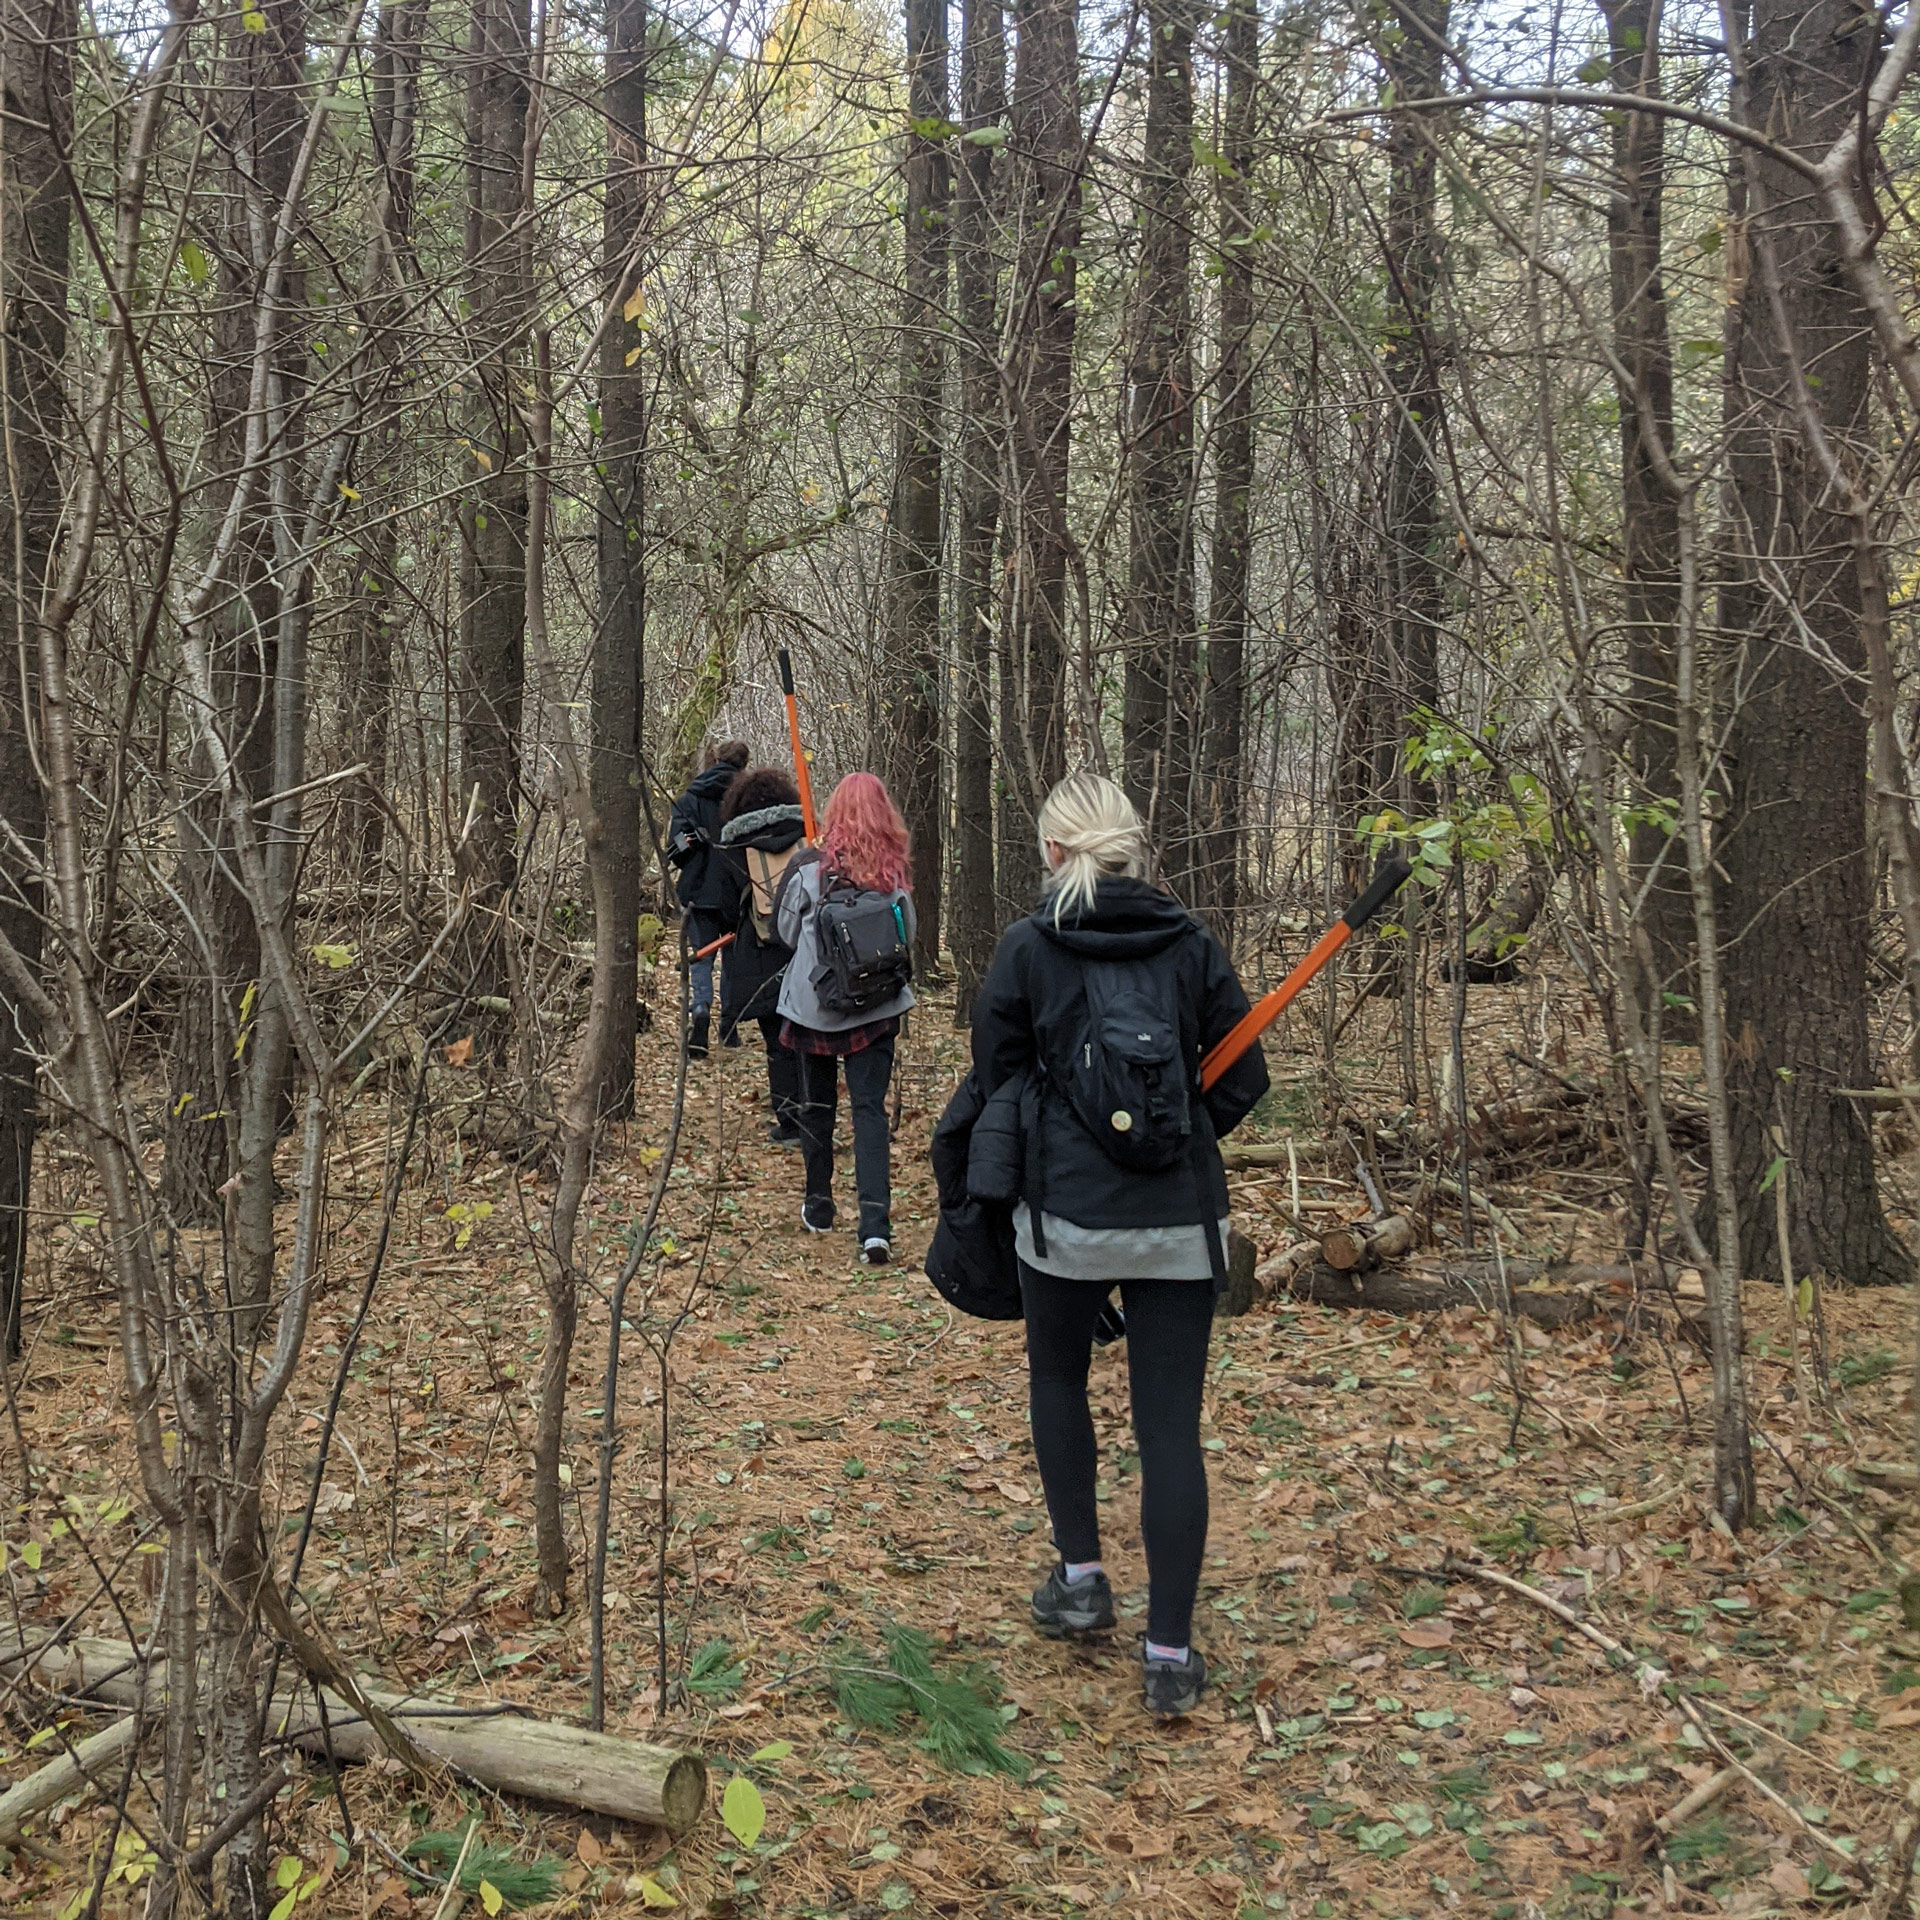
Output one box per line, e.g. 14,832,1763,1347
969,770,1269,1720
667,740,749,1058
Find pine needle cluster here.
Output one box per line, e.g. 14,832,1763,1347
830,1622,1029,1779
405,1825,564,1908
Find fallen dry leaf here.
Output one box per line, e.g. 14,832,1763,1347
996,1479,1031,1505
1767,1860,1812,1899
1399,1620,1455,1649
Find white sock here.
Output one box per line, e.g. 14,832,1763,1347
1145,1639,1189,1664
1063,1559,1103,1584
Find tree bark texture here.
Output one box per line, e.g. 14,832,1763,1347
1002,0,1079,910
952,0,1007,1012
1380,0,1448,739
1122,0,1198,895
594,0,649,1117
162,0,306,1225
1602,0,1692,1027
1716,0,1910,1287
457,0,532,1024
0,0,70,1354
342,0,423,874
887,0,949,966
1195,0,1256,943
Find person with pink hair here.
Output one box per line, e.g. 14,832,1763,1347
774,772,917,1263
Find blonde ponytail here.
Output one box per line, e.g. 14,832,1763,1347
1037,771,1150,925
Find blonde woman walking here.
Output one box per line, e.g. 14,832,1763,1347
968,771,1268,1718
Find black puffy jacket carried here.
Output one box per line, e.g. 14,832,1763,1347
969,876,1270,1232
667,762,745,917
924,1070,1022,1320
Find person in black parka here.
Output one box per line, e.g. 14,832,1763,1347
718,765,808,1143
667,739,749,1057
969,770,1269,1720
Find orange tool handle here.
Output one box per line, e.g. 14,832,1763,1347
777,647,819,841
694,932,735,960
1199,857,1414,1092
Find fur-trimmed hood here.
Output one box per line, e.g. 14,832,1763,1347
720,802,807,850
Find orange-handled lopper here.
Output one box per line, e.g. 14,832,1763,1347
1199,857,1414,1092
777,647,819,842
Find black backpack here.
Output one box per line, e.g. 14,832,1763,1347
813,874,913,1014
1051,959,1194,1173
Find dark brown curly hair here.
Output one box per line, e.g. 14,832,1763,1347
721,764,801,822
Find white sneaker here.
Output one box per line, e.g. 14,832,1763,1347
862,1237,891,1266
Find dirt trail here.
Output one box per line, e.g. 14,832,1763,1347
4,986,1917,1918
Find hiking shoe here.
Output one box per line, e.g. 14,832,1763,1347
801,1196,835,1233
1030,1564,1116,1639
863,1237,892,1266
686,1016,710,1061
768,1122,802,1146
1142,1646,1207,1719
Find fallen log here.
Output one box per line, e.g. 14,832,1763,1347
0,1715,138,1846
0,1636,705,1832
1320,1213,1415,1273
1222,1139,1301,1170
1274,1262,1606,1328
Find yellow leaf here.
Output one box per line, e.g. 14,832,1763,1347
1796,1275,1813,1317
722,1774,766,1849
625,346,642,367
310,941,357,969
338,483,361,501
638,1873,679,1908
267,1893,297,1920
241,6,267,27
622,286,647,324
479,1878,504,1916
473,447,494,472
21,1540,41,1570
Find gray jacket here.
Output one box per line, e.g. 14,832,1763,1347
774,855,918,1032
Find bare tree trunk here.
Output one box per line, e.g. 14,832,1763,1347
886,0,950,967
1602,0,1691,1028
1716,0,1910,1288
526,339,620,1616
1379,0,1448,736
163,0,307,1225
458,0,532,1042
343,0,423,873
951,0,1006,1012
1122,0,1198,892
1002,0,1079,904
593,0,648,1117
1196,0,1256,944
1674,491,1755,1526
0,0,70,1356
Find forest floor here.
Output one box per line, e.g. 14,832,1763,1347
4,953,1919,1920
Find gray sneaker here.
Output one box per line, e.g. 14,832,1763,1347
1030,1564,1116,1638
1142,1646,1206,1719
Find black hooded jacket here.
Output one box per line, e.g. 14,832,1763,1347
668,762,746,917
968,876,1270,1232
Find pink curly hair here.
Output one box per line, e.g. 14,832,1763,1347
819,772,912,894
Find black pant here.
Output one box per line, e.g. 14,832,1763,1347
759,1017,802,1134
796,1037,894,1240
1019,1262,1213,1647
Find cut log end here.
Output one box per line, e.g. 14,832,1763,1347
656,1750,709,1833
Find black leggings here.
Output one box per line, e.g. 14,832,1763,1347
1019,1262,1213,1647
